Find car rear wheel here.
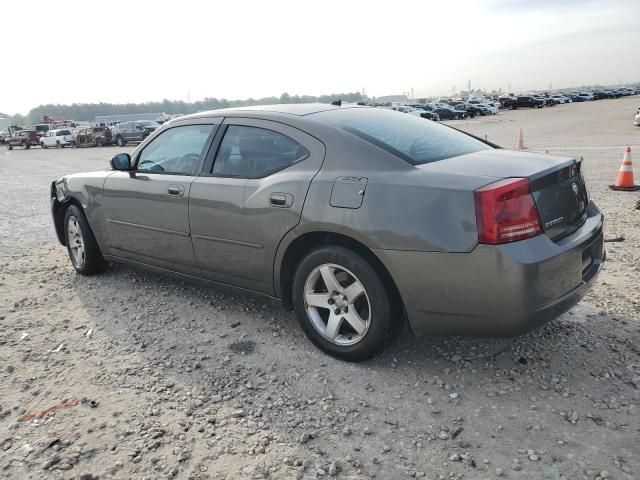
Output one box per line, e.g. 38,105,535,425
7,143,12,150
116,136,125,147
63,205,107,275
56,141,61,148
41,142,47,149
292,246,393,362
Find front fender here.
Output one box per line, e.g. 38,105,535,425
50,171,112,247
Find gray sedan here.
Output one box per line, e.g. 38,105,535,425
51,104,604,361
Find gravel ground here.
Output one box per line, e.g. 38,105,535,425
1,97,639,480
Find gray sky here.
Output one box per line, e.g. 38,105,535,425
1,0,639,115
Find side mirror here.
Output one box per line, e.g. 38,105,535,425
110,153,131,171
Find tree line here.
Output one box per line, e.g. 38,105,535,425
11,92,366,125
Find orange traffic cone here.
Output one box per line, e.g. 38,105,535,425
610,146,639,191
516,128,525,150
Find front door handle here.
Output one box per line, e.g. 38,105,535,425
168,185,185,197
269,192,293,208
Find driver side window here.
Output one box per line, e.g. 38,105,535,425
137,125,214,174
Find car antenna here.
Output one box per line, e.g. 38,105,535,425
330,99,342,106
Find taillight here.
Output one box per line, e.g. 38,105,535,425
474,178,542,244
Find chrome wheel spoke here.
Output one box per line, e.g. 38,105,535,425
320,265,342,293
343,311,367,335
343,281,364,302
325,313,343,340
305,292,331,309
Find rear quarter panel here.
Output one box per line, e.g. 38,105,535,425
296,132,499,253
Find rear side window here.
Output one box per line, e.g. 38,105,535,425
312,108,490,165
58,130,71,136
212,126,309,178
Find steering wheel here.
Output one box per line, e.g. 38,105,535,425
179,153,201,171
138,160,165,173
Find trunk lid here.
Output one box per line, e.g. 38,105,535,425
530,161,589,240
418,149,589,240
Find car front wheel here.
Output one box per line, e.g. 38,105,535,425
292,246,393,362
63,205,106,275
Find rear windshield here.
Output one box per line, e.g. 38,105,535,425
311,107,490,165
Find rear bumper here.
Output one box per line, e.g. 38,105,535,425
374,201,604,337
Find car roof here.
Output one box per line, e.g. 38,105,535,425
181,103,365,119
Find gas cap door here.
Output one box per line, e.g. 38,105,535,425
330,176,368,209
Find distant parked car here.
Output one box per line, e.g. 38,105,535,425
577,92,594,101
498,96,517,109
41,129,74,148
393,106,440,121
5,129,40,150
411,108,440,121
112,120,161,146
392,105,425,117
550,95,571,104
73,127,113,147
468,101,498,114
423,105,467,120
538,95,558,106
453,103,486,117
508,96,545,109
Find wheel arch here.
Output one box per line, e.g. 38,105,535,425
276,230,407,332
52,195,85,246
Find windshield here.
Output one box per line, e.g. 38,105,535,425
311,107,491,165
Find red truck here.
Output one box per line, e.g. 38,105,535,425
5,126,41,150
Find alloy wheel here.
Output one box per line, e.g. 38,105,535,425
67,216,85,267
303,263,371,346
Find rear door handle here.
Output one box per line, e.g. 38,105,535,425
168,185,185,197
269,192,293,208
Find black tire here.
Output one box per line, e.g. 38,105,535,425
56,141,61,149
116,136,125,147
292,246,393,362
63,204,107,275
96,139,103,147
24,143,30,149
41,142,47,149
7,143,12,150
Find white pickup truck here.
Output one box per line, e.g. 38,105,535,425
40,129,74,148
